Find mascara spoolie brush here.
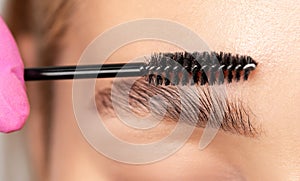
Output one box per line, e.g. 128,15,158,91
24,51,258,85
24,63,146,81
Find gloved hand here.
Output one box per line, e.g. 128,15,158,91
0,17,29,133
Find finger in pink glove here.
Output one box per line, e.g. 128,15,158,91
0,17,30,133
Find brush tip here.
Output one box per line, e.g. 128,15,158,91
145,51,258,86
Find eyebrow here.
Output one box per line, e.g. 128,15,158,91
95,79,260,137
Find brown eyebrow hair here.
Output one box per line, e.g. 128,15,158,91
96,79,260,137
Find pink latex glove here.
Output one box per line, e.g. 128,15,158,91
0,17,29,133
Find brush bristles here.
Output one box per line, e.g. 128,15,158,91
145,51,258,86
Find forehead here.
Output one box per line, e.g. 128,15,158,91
65,0,299,89
69,0,299,61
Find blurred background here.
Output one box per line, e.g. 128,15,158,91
0,0,3,13
0,0,33,180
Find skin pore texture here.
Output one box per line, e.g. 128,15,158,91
20,0,299,180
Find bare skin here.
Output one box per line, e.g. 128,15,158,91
22,1,299,180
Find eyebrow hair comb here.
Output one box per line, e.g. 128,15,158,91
24,51,258,85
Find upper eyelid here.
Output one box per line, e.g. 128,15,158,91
96,79,259,137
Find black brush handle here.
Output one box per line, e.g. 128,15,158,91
24,63,146,81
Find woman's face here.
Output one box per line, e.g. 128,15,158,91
41,1,299,180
